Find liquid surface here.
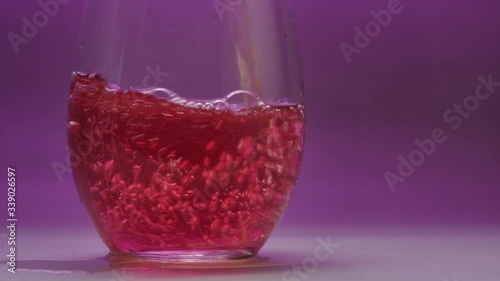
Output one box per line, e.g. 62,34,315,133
68,73,305,254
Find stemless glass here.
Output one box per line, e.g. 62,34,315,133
67,0,305,261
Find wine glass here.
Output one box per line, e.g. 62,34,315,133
68,0,305,261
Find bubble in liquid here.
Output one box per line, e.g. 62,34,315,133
185,101,196,107
144,88,177,99
143,88,187,105
276,98,292,105
258,101,271,110
105,83,120,93
213,100,228,111
203,103,214,110
115,86,281,112
224,90,262,110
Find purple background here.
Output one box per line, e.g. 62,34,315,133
1,0,499,230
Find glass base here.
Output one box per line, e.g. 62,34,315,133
109,249,256,264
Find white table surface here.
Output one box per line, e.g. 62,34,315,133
1,225,499,281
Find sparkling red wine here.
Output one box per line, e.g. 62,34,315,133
68,73,305,254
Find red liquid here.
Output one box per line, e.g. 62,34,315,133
68,73,305,255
